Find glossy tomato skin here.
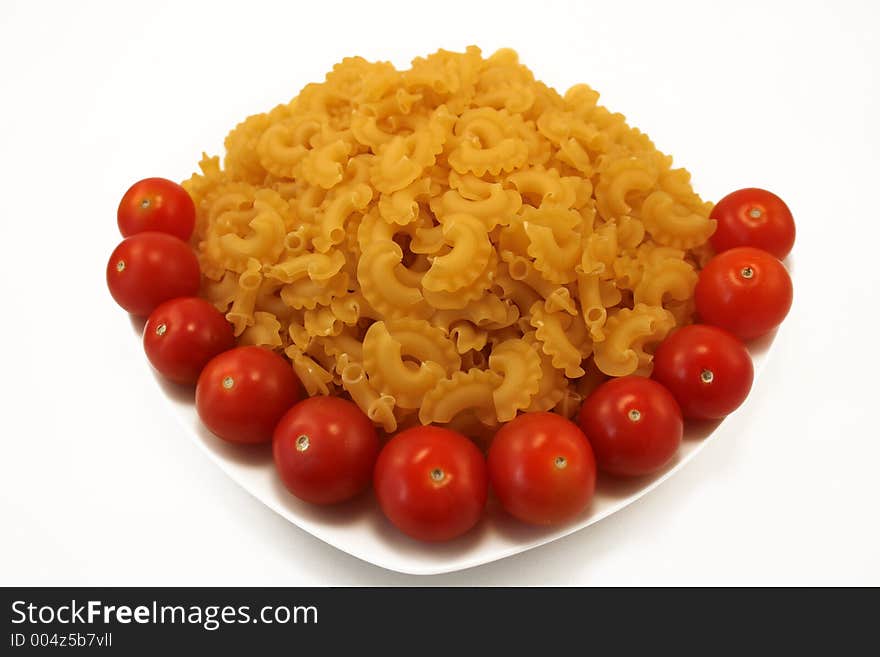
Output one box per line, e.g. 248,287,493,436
106,232,200,316
143,297,234,385
652,325,753,420
196,346,302,445
488,413,596,526
578,377,683,477
696,247,793,341
374,426,488,542
710,188,795,259
117,177,196,241
273,397,379,505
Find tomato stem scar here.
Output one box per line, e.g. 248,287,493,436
296,434,310,452
700,369,714,384
155,323,167,336
116,260,125,272
554,456,567,469
222,376,235,389
749,208,762,219
430,468,445,482
141,198,151,209
741,266,754,279
628,408,641,422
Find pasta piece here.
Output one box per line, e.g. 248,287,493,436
489,339,542,422
418,369,502,425
421,213,493,293
593,304,675,377
357,240,431,319
362,321,448,409
284,345,333,396
529,302,587,378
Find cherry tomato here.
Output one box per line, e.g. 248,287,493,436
117,177,196,241
695,247,793,340
374,426,487,542
106,232,200,316
488,413,596,526
143,297,234,385
652,325,753,420
710,188,795,259
196,346,302,444
578,377,683,477
273,397,379,505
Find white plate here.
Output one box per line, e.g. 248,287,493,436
145,320,775,576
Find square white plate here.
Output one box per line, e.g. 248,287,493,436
145,321,775,575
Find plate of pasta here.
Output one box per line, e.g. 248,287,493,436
107,46,794,574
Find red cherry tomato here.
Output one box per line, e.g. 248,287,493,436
143,297,234,385
374,426,487,542
488,413,596,526
196,347,302,444
106,232,200,316
578,377,683,477
273,397,379,505
652,325,753,420
695,247,793,340
710,188,795,259
117,177,196,241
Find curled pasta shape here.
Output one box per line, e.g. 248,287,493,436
506,166,590,210
595,156,658,221
640,190,717,249
421,213,492,293
504,255,559,298
301,138,352,189
265,250,346,284
226,259,262,336
576,269,621,341
544,287,578,316
304,306,344,338
378,178,432,225
593,304,675,377
350,111,395,150
357,240,431,318
633,257,698,307
449,321,488,353
418,369,502,425
521,208,582,284
432,181,521,230
239,311,283,348
422,248,497,310
315,331,364,364
489,339,542,422
370,106,453,193
431,293,517,329
383,319,461,374
529,302,587,378
284,345,333,396
362,321,448,409
338,358,397,433
448,108,529,176
201,270,239,312
280,272,349,310
313,183,373,253
523,332,568,413
257,114,325,179
491,266,542,315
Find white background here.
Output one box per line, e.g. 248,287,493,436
1,0,879,585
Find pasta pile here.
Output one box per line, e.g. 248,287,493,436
183,46,716,440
